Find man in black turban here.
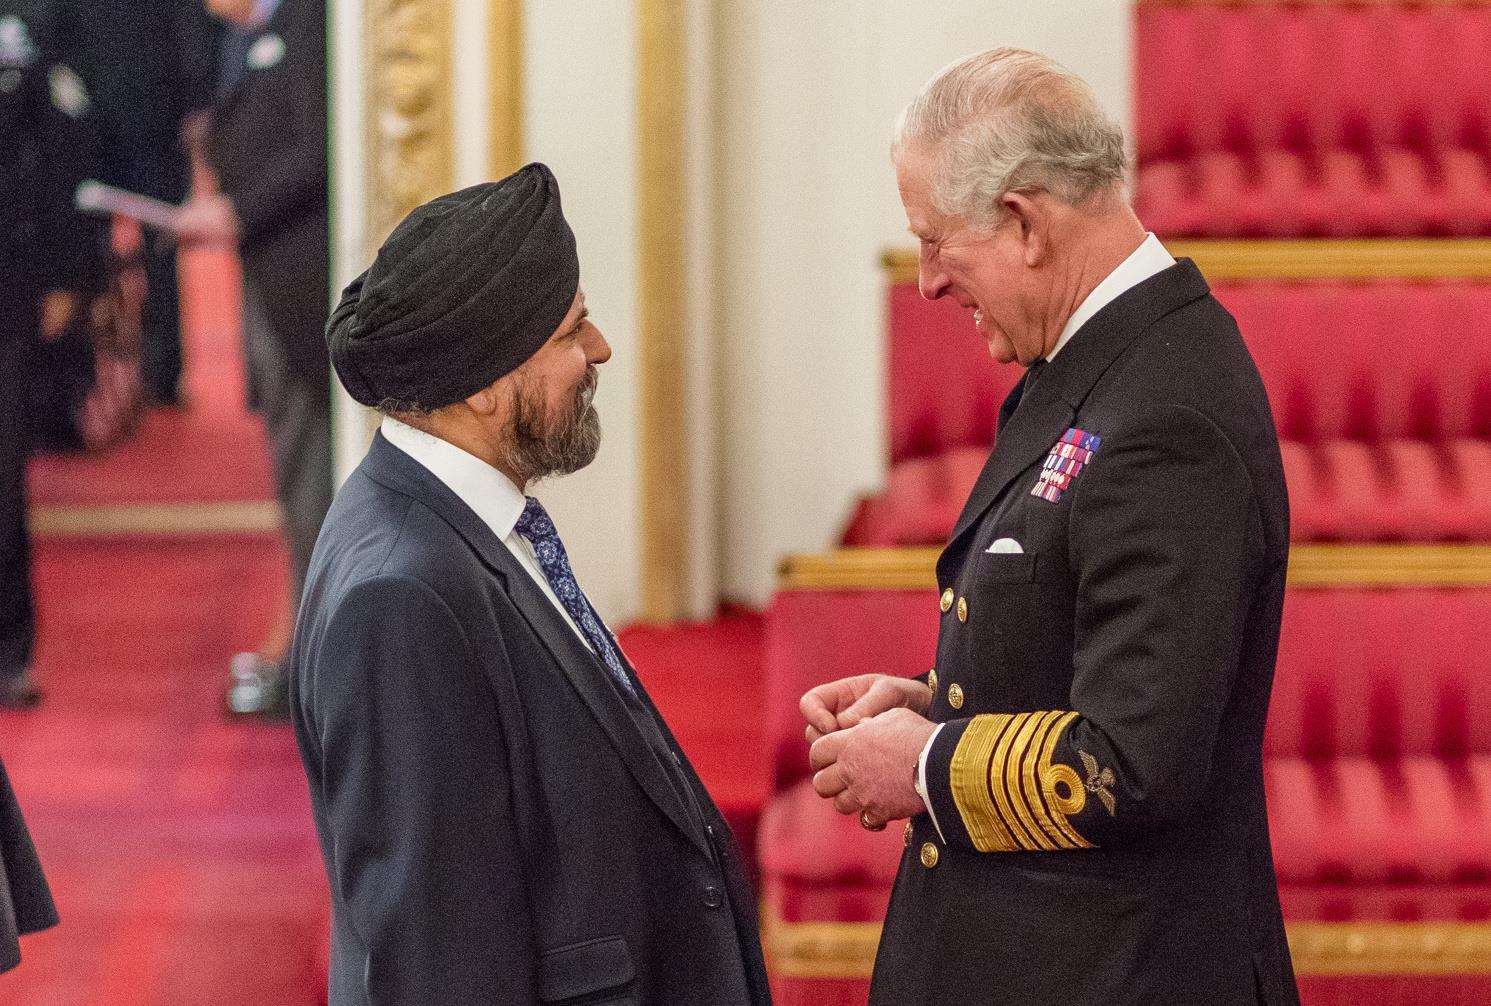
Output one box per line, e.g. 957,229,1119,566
290,163,771,1005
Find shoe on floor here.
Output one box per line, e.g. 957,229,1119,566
224,652,289,722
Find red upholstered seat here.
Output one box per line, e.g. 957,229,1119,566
1134,4,1491,237
886,285,1018,466
760,780,903,925
765,587,941,791
760,584,1491,999
856,279,1491,547
1264,589,1491,917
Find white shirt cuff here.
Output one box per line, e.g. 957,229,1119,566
914,723,947,844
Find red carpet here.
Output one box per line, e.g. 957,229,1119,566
29,246,274,508
1,537,327,1005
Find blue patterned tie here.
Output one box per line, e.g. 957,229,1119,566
515,497,636,697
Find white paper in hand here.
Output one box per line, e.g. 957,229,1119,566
75,180,183,234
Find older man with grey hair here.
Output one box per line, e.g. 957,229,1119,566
802,48,1298,1004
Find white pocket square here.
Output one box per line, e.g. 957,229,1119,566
247,33,285,70
985,537,1024,554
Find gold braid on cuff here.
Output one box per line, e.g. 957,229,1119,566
947,711,1094,852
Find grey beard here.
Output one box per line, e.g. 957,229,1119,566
502,367,602,487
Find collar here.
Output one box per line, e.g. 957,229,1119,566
380,416,526,540
1047,232,1175,362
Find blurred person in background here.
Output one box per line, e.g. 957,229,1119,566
0,0,105,710
177,0,330,721
63,0,217,408
0,0,83,971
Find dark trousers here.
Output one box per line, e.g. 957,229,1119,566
140,226,183,402
243,280,332,614
105,143,187,402
0,308,36,678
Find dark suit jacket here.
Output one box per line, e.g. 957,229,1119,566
208,0,328,380
289,434,770,1005
872,261,1299,1005
0,0,102,302
62,0,214,199
0,759,56,974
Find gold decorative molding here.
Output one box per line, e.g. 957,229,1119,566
365,0,455,251
778,548,940,591
881,240,1491,286
778,544,1491,592
636,0,691,622
1289,544,1491,588
761,907,1491,979
488,0,523,177
32,501,281,539
1139,0,1490,7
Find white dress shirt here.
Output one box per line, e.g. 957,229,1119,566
914,233,1176,839
379,416,594,651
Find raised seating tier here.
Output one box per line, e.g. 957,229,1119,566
761,556,1491,998
1135,2,1491,237
863,266,1491,546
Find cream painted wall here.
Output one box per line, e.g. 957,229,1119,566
715,1,1134,605
523,0,643,625
331,1,500,486
329,0,367,484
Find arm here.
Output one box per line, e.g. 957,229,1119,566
922,403,1263,852
313,575,537,1003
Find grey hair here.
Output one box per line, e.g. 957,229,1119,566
893,48,1128,230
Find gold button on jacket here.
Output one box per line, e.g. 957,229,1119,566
947,683,964,709
956,596,968,622
919,842,939,868
928,668,938,695
940,588,954,613
903,821,914,847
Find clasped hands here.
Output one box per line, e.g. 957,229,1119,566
799,674,937,830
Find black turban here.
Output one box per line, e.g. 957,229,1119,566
326,162,580,409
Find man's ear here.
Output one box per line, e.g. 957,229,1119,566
1001,190,1049,268
464,378,504,418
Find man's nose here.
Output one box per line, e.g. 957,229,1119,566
585,327,612,365
918,246,950,301
918,267,951,301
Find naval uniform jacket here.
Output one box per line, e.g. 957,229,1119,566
289,433,769,1005
871,261,1299,1005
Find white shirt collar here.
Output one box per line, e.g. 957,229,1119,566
379,416,526,540
1047,233,1175,362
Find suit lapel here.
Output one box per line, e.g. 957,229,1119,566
937,374,1075,581
936,260,1213,583
359,434,710,857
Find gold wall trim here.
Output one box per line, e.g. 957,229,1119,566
1139,0,1490,7
881,240,1491,286
488,0,523,177
365,0,455,251
762,908,1491,979
32,501,281,539
778,544,1491,592
636,0,691,622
